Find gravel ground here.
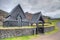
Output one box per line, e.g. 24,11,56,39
31,22,60,40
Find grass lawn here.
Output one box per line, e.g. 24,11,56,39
45,19,60,35
1,35,39,40
0,19,60,40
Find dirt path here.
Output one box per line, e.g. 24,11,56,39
31,22,60,40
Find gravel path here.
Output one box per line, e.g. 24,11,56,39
31,22,60,40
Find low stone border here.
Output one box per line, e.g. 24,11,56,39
44,26,55,32
0,26,55,38
0,28,36,38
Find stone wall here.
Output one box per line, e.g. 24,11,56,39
0,26,55,38
0,28,36,38
44,26,55,32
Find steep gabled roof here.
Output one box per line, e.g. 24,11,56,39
25,12,44,22
31,12,42,21
6,4,26,20
31,12,44,23
10,4,25,17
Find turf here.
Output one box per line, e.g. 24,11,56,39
1,35,39,40
45,19,59,35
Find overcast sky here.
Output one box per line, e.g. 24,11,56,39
0,0,60,18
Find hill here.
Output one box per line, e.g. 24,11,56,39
0,10,9,25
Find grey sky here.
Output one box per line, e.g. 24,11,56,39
0,0,60,18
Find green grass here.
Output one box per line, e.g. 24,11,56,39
45,26,58,35
45,19,59,35
1,35,39,40
3,36,30,40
